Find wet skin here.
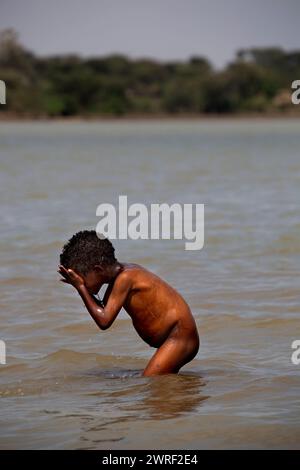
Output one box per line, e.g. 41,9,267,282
58,262,200,377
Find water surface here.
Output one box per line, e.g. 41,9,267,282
0,119,299,449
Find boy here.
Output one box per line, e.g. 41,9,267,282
58,230,199,377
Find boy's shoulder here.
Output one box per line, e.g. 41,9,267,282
117,263,151,285
121,262,145,274
110,263,145,293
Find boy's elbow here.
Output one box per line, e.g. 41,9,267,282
94,307,117,330
94,308,112,330
98,321,110,331
97,314,112,330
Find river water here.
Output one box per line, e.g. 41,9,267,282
0,119,299,449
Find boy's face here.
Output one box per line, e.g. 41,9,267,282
83,269,104,294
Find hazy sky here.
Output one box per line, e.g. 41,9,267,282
1,0,300,67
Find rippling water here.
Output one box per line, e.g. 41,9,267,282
0,119,299,449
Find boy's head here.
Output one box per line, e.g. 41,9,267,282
60,230,118,293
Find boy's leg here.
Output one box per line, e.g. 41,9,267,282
142,334,199,377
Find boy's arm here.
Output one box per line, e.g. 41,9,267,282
59,266,131,330
102,282,114,306
91,294,104,308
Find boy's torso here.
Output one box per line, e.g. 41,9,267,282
118,264,197,348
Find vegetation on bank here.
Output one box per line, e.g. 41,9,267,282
0,29,299,117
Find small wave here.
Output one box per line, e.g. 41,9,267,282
2,276,37,286
250,317,300,329
200,313,300,332
55,322,96,335
42,348,128,367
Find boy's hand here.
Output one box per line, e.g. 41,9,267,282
58,265,85,290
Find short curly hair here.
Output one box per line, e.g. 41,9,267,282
60,230,117,275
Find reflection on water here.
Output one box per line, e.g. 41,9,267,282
90,372,208,420
77,373,208,449
85,369,207,420
137,374,208,420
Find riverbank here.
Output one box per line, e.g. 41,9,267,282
1,109,300,123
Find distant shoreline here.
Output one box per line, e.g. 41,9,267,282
1,110,300,123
